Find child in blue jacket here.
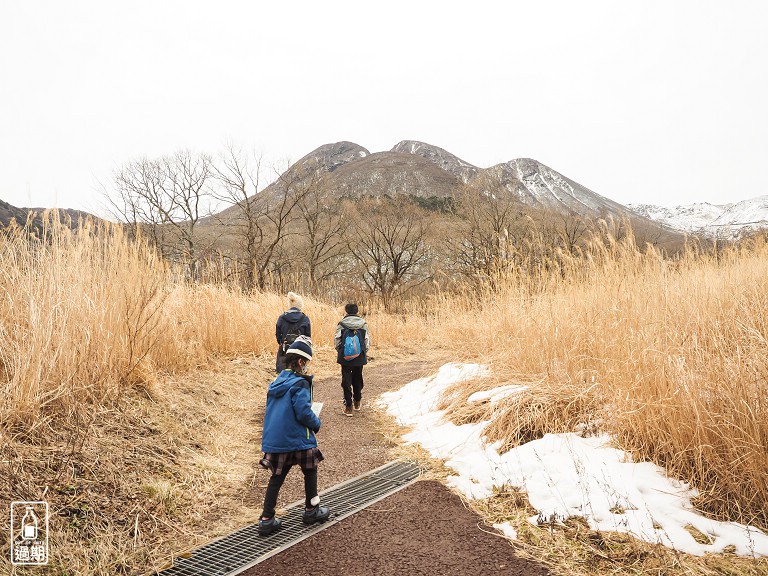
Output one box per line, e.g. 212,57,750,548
258,335,330,536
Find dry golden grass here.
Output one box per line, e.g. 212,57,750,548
470,487,768,576
0,217,170,423
0,215,408,422
0,355,279,575
429,234,768,529
2,215,768,574
406,446,768,575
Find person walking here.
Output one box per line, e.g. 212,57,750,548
258,335,330,536
275,292,311,373
334,303,370,417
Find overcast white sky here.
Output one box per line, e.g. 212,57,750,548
1,1,766,215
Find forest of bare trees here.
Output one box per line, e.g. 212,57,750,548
105,148,673,309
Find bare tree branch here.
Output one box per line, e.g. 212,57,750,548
108,150,215,279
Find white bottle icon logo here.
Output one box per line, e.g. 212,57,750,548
21,507,38,540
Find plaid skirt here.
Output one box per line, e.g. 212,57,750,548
260,448,324,476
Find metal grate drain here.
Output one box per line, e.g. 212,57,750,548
157,460,421,576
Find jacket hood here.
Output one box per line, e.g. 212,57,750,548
268,370,306,399
340,315,366,330
282,309,305,323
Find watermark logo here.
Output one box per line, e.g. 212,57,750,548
10,501,49,565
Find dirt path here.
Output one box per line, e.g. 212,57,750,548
240,361,552,576
248,480,551,576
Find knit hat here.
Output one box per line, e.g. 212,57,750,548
287,291,303,310
345,303,359,315
285,335,312,361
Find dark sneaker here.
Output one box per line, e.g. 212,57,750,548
302,505,330,525
343,405,353,417
353,400,361,411
258,517,282,536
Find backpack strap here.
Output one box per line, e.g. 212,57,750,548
280,314,303,351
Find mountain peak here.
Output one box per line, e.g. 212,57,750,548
391,140,479,183
296,141,370,173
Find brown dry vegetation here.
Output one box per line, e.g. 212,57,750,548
1,215,767,574
435,233,768,530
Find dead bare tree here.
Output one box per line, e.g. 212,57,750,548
213,150,312,290
294,174,346,291
446,181,531,281
109,150,214,280
211,145,265,289
555,212,590,255
346,196,432,309
107,157,166,248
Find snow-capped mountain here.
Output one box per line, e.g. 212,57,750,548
391,141,636,220
483,157,630,219
215,140,680,245
295,141,370,173
629,196,768,238
628,203,729,233
391,140,480,183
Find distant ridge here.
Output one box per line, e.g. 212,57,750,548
210,139,685,248
384,141,640,221
0,199,98,231
0,198,31,228
629,196,768,238
7,139,719,247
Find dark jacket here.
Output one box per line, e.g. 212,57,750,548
334,314,369,367
261,370,321,454
275,308,311,372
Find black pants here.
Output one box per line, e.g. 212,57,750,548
341,365,364,407
261,466,318,519
275,348,286,373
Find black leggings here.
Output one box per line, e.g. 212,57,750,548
261,465,318,519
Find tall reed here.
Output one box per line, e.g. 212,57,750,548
0,216,171,421
432,232,768,525
3,214,765,524
0,216,417,424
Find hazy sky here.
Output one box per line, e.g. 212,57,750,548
1,1,766,215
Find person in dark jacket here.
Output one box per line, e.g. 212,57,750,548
274,291,311,373
334,303,370,417
258,335,330,536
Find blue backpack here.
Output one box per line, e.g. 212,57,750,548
342,328,362,361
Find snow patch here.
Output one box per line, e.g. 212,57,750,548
379,363,768,557
467,384,527,403
493,522,518,540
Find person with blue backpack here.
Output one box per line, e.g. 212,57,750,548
334,303,370,417
258,335,330,536
274,292,311,373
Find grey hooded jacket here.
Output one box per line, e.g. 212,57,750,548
334,314,370,366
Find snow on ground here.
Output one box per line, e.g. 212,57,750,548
379,363,768,557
